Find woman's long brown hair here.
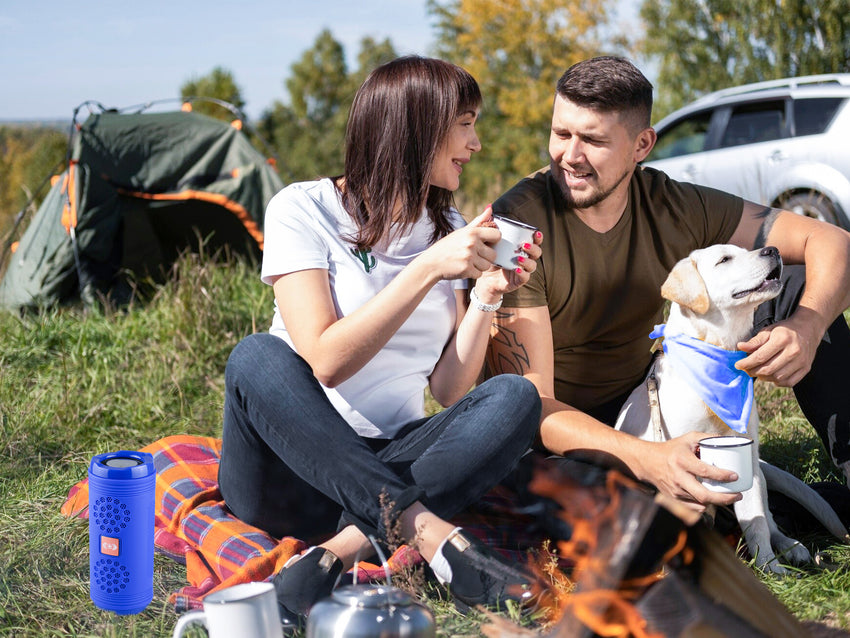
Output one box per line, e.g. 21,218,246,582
339,56,481,250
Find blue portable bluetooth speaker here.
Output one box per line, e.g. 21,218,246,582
88,450,155,615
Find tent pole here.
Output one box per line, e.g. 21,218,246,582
69,225,85,301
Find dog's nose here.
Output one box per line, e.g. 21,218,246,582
760,246,779,258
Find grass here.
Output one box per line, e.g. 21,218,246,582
1,254,849,636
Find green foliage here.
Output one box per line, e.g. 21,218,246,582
180,66,246,121
639,0,850,119
0,126,67,239
258,31,397,183
428,0,627,208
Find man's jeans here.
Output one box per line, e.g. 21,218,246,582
218,333,541,542
753,265,850,472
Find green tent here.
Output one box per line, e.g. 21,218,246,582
0,101,284,310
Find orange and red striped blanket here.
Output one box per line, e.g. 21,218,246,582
61,434,540,611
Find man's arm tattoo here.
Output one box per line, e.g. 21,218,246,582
486,310,531,376
753,206,779,249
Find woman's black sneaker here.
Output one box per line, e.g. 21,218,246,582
273,547,344,632
438,530,543,612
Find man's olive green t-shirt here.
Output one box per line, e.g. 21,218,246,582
493,165,743,412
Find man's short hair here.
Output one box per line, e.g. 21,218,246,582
556,56,653,131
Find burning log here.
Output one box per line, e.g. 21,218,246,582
493,455,808,638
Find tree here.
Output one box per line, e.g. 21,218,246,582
639,0,850,119
259,31,397,182
180,66,246,121
0,126,66,240
351,36,399,89
429,0,623,206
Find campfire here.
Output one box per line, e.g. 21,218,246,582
486,455,808,638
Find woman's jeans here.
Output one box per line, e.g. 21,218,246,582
218,333,542,542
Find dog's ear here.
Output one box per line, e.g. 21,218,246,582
661,257,710,314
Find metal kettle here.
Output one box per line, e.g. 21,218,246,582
305,536,435,638
306,583,435,638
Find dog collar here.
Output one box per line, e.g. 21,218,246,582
649,324,753,434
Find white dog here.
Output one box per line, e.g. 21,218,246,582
615,244,847,575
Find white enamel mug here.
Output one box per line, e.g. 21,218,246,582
698,435,754,493
172,581,283,638
492,215,537,270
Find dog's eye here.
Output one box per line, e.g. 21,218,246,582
716,255,732,265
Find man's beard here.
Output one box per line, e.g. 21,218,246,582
555,163,632,210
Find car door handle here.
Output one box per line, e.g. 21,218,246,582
769,149,789,163
682,164,698,180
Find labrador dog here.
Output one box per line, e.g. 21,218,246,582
615,244,847,575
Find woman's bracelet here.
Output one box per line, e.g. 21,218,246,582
469,287,503,312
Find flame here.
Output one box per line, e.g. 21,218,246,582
520,460,686,638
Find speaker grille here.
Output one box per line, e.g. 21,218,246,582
93,558,131,593
91,496,132,535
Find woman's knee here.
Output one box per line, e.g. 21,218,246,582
228,333,276,372
483,374,540,411
225,333,298,388
477,374,542,439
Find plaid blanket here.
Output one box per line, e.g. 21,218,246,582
62,434,543,611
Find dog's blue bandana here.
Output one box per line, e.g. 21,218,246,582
650,324,753,434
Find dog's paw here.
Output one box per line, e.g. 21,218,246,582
760,559,791,576
751,548,788,575
771,532,811,565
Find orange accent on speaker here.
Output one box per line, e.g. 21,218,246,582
101,535,120,556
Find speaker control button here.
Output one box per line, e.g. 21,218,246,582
100,535,120,556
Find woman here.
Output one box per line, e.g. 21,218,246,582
218,55,544,628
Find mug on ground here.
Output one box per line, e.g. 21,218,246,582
172,581,283,638
492,216,537,270
698,435,754,493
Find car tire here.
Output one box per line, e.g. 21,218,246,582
779,191,843,227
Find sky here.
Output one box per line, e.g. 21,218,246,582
1,0,640,123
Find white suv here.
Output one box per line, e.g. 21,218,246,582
643,74,850,229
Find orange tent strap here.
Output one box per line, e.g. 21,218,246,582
60,164,78,234
230,119,243,130
181,102,193,112
10,241,19,254
117,188,264,250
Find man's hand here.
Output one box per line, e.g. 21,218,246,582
639,432,743,512
736,309,823,386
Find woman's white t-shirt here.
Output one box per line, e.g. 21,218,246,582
261,178,467,438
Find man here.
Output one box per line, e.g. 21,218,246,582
488,56,850,510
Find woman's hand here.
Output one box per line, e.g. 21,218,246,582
427,207,542,405
418,206,543,293
419,208,502,282
473,206,543,301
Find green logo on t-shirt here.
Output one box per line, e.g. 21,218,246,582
351,247,377,273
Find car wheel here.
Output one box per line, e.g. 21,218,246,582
779,192,840,226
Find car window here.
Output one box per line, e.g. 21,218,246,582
647,110,712,161
719,100,785,147
793,97,844,136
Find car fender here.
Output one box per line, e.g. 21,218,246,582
766,162,850,221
